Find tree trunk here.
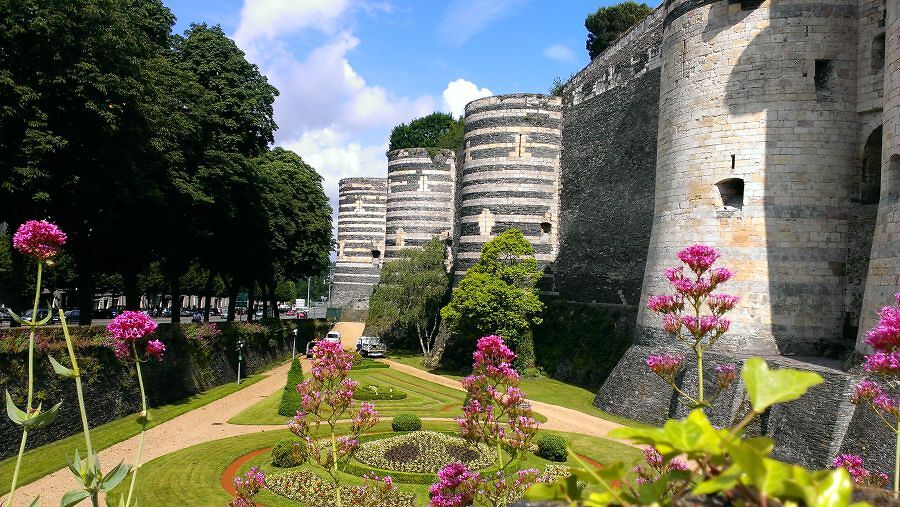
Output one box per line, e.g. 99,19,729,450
247,285,255,322
203,271,215,322
123,270,140,310
170,276,182,324
77,261,94,326
269,280,280,319
227,281,238,322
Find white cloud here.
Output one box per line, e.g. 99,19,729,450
437,0,528,46
543,44,575,63
234,0,350,45
442,79,492,118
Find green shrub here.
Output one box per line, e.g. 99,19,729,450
271,438,305,467
536,434,568,462
391,413,422,432
278,357,304,417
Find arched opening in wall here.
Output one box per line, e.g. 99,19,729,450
858,126,882,204
540,221,552,234
715,178,744,209
872,34,886,73
371,249,381,259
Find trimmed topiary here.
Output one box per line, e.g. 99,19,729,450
277,357,304,417
391,413,422,432
271,438,305,467
536,434,568,462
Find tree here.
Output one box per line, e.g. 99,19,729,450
275,280,298,303
388,112,465,153
585,1,653,59
368,238,450,357
440,229,544,369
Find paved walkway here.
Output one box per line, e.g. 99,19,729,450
3,321,631,505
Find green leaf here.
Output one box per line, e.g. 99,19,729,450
742,357,823,412
61,489,91,507
610,409,726,457
48,355,75,378
100,462,132,492
5,390,27,425
693,467,741,495
636,475,669,504
22,401,61,429
27,497,40,507
7,308,23,325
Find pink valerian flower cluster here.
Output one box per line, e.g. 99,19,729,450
456,336,539,462
428,463,560,507
12,220,67,260
107,311,164,362
229,467,266,507
832,454,889,488
863,295,900,378
348,472,402,506
287,336,378,487
715,364,737,390
633,448,690,488
646,354,685,384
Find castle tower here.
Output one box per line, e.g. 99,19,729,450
455,94,562,283
637,0,860,354
385,148,455,260
857,0,900,350
331,178,387,310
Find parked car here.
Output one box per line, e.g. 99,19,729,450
0,308,11,322
285,309,295,316
92,308,118,319
356,336,386,358
23,308,61,324
220,309,230,319
296,310,308,319
180,308,194,317
209,308,221,316
161,307,172,318
64,308,81,320
324,331,341,343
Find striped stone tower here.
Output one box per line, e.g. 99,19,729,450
637,0,859,354
331,178,387,310
385,148,455,260
857,1,900,351
455,94,562,284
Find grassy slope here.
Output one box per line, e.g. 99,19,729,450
108,420,643,505
388,353,643,427
0,365,279,494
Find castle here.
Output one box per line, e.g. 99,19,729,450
332,0,899,470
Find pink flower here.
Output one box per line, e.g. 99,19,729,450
873,394,900,417
851,380,883,404
646,354,685,383
107,311,158,343
146,339,166,361
707,294,739,315
473,335,516,366
708,267,734,286
429,463,478,507
864,351,900,377
716,364,737,389
661,314,682,334
677,244,720,274
647,295,684,314
865,306,900,352
833,454,890,487
12,220,67,260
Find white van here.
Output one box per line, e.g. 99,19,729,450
324,331,341,343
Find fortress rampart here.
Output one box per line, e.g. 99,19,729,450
331,178,387,309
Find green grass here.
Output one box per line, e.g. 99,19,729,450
0,363,283,495
108,420,643,505
385,353,644,427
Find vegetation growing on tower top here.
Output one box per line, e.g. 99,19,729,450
585,1,654,60
388,112,465,156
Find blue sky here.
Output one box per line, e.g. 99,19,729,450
163,0,645,209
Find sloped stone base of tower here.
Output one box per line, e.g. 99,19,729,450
595,345,894,473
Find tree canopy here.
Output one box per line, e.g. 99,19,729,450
368,238,450,356
388,112,465,154
585,1,654,59
0,1,332,324
440,229,544,369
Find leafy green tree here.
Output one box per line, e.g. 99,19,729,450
388,112,465,153
368,238,450,357
441,229,544,368
275,280,298,303
585,1,653,59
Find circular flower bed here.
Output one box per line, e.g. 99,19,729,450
354,431,494,473
353,383,408,401
267,470,416,507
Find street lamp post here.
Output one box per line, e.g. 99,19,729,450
291,328,297,360
236,339,246,385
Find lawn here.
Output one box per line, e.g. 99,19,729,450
108,420,643,505
386,352,643,427
0,362,282,495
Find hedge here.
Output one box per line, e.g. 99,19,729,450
278,357,305,417
391,413,421,432
536,434,568,462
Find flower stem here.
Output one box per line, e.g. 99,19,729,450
894,424,899,498
7,262,43,506
330,431,342,507
696,347,704,404
126,344,148,507
60,310,94,458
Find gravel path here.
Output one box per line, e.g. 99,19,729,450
3,321,632,505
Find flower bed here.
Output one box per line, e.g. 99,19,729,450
352,383,408,401
354,431,494,474
266,469,416,507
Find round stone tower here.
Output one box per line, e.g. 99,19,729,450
637,0,859,354
455,94,562,283
857,1,900,350
331,178,387,310
385,148,455,261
